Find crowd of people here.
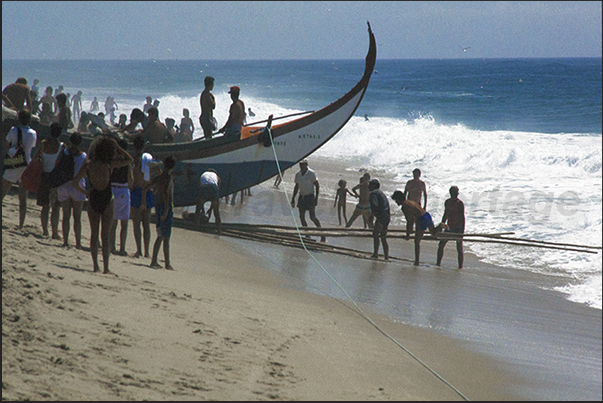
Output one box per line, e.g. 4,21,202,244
295,160,466,268
3,75,248,146
1,109,178,273
4,76,465,273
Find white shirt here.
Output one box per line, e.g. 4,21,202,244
41,142,64,172
200,171,219,187
294,167,317,196
6,125,37,164
57,151,87,192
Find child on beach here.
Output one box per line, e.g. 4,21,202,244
150,156,176,270
333,179,356,226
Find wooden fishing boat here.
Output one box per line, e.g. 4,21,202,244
3,23,376,207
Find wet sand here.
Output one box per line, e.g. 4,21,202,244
4,188,527,401
3,167,601,400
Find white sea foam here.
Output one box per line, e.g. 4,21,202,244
316,114,603,309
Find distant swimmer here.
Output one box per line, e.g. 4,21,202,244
248,107,255,117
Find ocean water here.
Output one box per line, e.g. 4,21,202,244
3,57,602,309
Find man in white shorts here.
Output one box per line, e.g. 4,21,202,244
2,109,37,228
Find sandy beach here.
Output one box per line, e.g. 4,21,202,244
3,179,601,400
3,187,529,401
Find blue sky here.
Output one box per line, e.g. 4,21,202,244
2,1,601,60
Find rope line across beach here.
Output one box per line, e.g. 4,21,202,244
265,127,471,401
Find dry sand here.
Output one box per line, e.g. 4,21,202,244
1,190,523,401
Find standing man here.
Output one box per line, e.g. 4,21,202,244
391,190,443,266
3,77,32,112
217,86,245,141
404,168,427,209
290,159,325,242
437,186,465,269
199,76,216,139
368,179,390,260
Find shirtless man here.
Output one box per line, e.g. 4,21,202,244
217,86,245,140
141,107,169,144
404,168,427,209
391,190,444,266
437,186,465,269
346,173,374,229
123,108,145,134
199,76,216,139
39,86,58,118
2,78,31,111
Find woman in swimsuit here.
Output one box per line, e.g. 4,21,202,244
33,122,63,239
73,136,133,274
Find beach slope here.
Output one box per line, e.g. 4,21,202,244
3,192,517,400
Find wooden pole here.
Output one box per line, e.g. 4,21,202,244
221,223,600,251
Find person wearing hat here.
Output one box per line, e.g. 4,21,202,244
391,190,445,266
368,178,390,260
217,85,245,141
436,186,465,269
290,159,325,242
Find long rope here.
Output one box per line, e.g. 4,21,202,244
265,128,470,401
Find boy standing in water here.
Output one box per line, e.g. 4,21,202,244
150,156,176,271
333,179,355,226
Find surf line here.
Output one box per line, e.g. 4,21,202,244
266,127,470,401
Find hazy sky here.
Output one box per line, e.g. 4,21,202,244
2,1,601,60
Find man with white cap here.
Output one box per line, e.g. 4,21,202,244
217,85,246,140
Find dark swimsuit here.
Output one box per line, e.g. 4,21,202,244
90,183,113,214
89,163,114,214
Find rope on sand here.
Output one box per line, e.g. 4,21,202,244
264,127,471,401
